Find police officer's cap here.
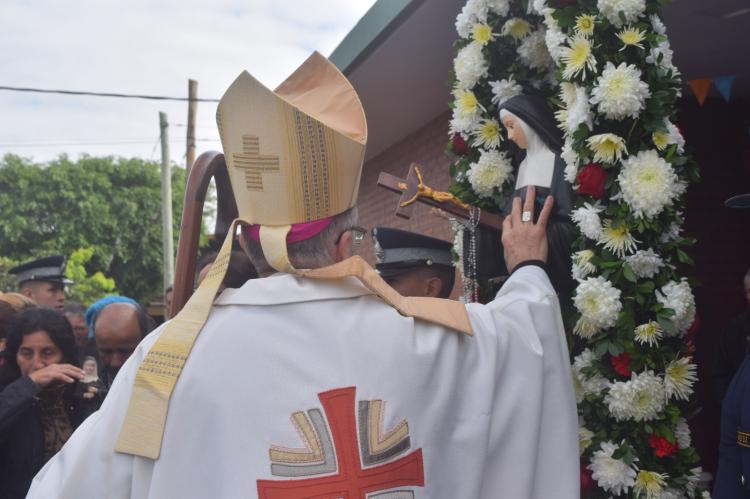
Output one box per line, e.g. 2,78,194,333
372,227,454,277
8,255,73,286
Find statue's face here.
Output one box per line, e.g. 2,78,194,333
501,114,528,150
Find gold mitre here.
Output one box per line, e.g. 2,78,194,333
217,52,367,270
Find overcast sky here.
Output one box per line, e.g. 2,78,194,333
0,0,377,165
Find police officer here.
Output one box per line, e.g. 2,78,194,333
714,192,750,498
8,255,72,313
372,227,456,298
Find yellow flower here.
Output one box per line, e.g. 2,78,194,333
599,220,639,257
652,131,669,150
634,322,663,347
455,88,480,116
561,34,597,79
472,23,495,46
502,18,531,40
618,27,646,50
634,470,667,499
471,118,502,149
575,14,596,36
587,133,628,164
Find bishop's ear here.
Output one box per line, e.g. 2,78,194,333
333,230,353,263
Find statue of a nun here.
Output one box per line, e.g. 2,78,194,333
498,94,576,300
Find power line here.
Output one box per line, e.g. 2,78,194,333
0,85,220,102
0,138,220,148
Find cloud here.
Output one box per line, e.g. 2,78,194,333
0,0,376,163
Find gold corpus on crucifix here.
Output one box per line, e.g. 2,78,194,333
377,163,504,231
398,165,471,211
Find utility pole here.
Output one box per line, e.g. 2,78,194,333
159,111,174,290
186,79,198,173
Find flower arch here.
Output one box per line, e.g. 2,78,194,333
448,0,706,497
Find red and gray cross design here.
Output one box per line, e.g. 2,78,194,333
256,387,425,498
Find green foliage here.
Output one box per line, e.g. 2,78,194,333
0,154,186,303
64,248,116,306
0,256,21,292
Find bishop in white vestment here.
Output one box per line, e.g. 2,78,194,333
28,52,579,499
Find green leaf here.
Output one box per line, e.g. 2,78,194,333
622,263,637,283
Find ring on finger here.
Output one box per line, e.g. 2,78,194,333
521,210,532,223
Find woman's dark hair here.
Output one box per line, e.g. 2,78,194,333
0,308,79,384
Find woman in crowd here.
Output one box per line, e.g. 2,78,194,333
0,307,84,499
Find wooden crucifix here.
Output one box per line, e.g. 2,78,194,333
377,163,504,231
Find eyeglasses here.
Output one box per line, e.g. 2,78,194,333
335,226,367,245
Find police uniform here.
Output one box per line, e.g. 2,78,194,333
715,192,750,498
8,255,73,288
715,358,750,497
372,227,455,295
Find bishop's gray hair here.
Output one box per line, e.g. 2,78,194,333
242,207,358,277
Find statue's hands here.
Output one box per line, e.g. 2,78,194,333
501,186,553,273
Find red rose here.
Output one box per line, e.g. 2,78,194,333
648,434,679,457
451,133,469,156
610,352,632,377
580,463,595,495
576,163,607,198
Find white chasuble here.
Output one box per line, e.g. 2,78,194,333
28,266,579,499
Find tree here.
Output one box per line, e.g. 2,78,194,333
64,248,116,306
0,154,186,304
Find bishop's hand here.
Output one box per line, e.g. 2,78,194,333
501,185,553,273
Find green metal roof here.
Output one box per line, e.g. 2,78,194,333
329,0,422,74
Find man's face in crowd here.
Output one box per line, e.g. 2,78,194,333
384,268,444,298
94,303,142,376
65,312,88,347
22,281,65,312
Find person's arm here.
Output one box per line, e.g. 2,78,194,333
0,375,41,440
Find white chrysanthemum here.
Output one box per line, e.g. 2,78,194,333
575,14,596,37
617,27,646,50
634,470,668,499
647,40,678,75
489,78,522,106
656,279,696,337
573,277,622,336
597,0,646,28
562,138,579,183
449,108,477,137
685,467,703,497
455,11,473,39
572,349,610,401
467,150,513,198
530,0,548,15
579,425,595,455
590,62,651,120
665,119,685,153
558,85,594,136
544,12,567,62
587,133,628,164
599,219,639,257
665,357,698,401
588,441,637,495
625,248,664,278
561,34,597,79
634,321,663,347
676,418,691,449
518,29,554,70
618,150,685,218
660,222,682,244
650,14,667,35
572,249,597,281
571,202,604,240
605,370,666,421
471,118,502,149
454,42,488,89
455,0,488,38
486,0,511,16
502,18,532,40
